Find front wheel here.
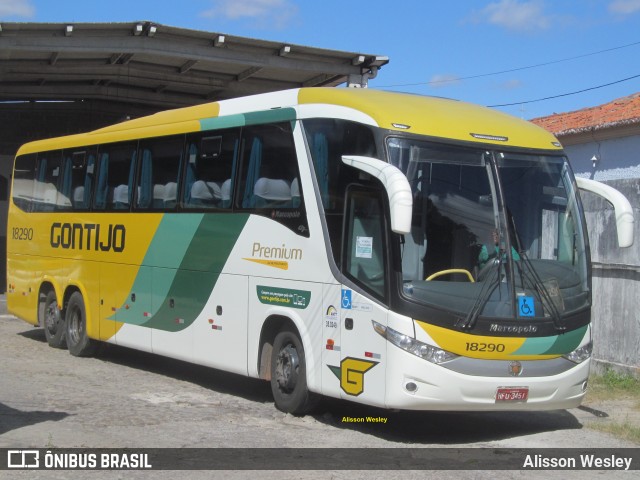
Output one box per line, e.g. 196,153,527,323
43,290,66,349
270,329,318,415
65,292,98,357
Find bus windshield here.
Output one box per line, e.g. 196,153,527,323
387,137,589,324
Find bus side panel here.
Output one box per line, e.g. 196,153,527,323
114,265,152,352
149,268,205,364
192,273,249,376
6,253,38,325
99,262,130,343
320,283,343,400
9,254,64,326
7,206,44,324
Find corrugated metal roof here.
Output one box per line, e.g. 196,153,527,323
0,21,388,153
0,21,388,108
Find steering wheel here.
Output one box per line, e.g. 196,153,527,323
425,269,475,282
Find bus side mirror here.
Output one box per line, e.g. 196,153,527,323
576,177,634,248
341,155,413,234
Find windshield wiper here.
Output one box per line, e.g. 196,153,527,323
505,209,566,331
458,257,502,330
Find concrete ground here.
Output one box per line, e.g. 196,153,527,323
0,295,637,479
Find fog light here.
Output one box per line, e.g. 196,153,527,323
405,381,417,393
582,380,588,392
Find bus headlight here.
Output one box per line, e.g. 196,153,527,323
372,320,457,364
563,341,592,364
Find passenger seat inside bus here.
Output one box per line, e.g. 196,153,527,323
73,186,85,208
164,182,177,208
291,178,300,207
252,177,292,207
220,179,232,208
190,180,222,206
152,184,165,208
113,184,129,209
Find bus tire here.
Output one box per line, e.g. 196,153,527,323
270,328,318,415
43,290,66,349
65,292,98,357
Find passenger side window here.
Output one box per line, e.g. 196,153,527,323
33,151,63,212
12,154,37,212
64,149,96,211
239,123,301,209
137,136,184,210
238,122,308,235
94,143,137,211
183,129,239,209
303,119,377,212
303,119,378,263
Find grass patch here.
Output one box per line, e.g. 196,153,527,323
586,369,640,403
588,422,640,445
584,370,640,445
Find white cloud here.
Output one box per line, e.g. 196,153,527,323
474,0,551,32
609,0,640,14
499,79,524,90
0,0,35,18
200,0,298,29
429,74,462,88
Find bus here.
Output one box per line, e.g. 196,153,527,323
7,88,634,414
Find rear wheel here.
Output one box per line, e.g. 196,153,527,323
43,290,66,349
270,328,318,415
65,292,98,357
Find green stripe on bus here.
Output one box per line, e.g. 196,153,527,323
199,108,296,132
139,213,249,332
200,108,296,130
243,108,296,125
512,325,587,356
541,325,588,355
113,214,203,325
200,114,247,131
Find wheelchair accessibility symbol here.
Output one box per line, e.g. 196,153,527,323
341,289,352,309
518,296,535,317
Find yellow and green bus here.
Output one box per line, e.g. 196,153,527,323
7,88,633,414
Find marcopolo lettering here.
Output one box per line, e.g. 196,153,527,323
489,323,538,334
50,222,126,252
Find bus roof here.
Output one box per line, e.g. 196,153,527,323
297,88,561,151
17,88,561,155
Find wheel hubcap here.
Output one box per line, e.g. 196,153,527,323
45,303,60,334
68,309,81,344
275,344,299,392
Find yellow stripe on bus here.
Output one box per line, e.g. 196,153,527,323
416,321,560,360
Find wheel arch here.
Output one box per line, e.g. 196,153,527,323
63,282,97,340
255,311,321,394
257,314,297,381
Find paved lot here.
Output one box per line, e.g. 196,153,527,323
0,296,637,479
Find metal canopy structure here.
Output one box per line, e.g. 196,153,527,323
0,21,388,108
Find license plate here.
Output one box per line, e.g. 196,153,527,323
495,387,529,402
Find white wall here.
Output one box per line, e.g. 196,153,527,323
564,134,640,181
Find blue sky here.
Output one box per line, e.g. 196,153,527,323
2,0,640,120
